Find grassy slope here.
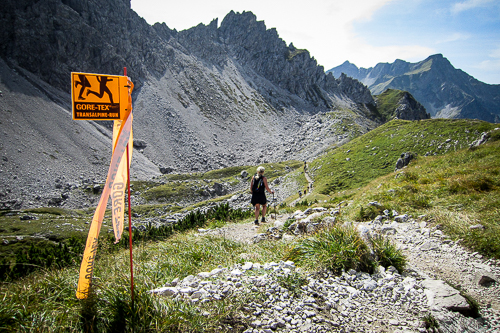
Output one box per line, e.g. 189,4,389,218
308,119,495,198
374,88,406,120
133,160,302,204
308,119,500,258
342,136,500,258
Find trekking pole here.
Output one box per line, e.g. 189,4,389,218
273,190,277,220
272,192,275,220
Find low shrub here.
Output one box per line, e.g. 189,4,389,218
283,218,295,230
286,225,375,274
1,203,252,282
1,236,85,281
422,313,439,329
275,272,307,297
371,235,406,272
356,204,385,221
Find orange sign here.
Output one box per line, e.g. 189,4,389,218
71,72,130,120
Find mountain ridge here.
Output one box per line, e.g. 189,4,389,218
327,54,500,122
1,0,393,209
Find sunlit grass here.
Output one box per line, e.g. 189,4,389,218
285,224,405,274
0,229,291,332
336,138,500,258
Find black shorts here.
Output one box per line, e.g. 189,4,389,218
251,192,267,206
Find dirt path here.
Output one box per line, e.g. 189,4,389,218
289,169,314,207
199,213,290,244
207,167,314,243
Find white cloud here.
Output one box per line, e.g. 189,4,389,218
489,47,500,58
473,48,500,71
435,32,471,44
474,59,500,71
451,0,494,14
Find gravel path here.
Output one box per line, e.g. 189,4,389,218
180,210,500,332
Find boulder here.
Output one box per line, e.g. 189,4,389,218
422,279,470,312
159,166,174,174
469,132,490,149
48,197,63,206
213,182,227,196
473,270,497,287
395,152,414,171
148,286,179,296
133,139,148,149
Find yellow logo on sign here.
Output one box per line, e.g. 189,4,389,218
71,73,129,120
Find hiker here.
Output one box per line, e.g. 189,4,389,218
298,190,302,198
304,161,307,172
250,166,274,225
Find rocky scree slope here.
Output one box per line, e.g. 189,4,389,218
328,54,500,122
0,57,161,210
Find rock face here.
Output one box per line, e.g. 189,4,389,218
0,0,382,207
393,91,430,120
328,54,500,122
395,152,415,171
422,279,470,311
375,89,430,121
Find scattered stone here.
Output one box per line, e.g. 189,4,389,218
422,279,470,312
395,152,414,170
473,271,497,287
469,224,485,230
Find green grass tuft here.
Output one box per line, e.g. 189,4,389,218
371,235,406,272
275,271,307,297
422,313,439,329
286,224,376,274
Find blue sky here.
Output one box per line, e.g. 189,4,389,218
131,0,500,84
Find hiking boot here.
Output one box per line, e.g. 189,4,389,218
261,217,266,223
254,219,259,225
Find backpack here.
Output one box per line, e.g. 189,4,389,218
252,175,264,193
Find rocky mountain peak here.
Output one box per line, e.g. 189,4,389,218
175,10,375,110
328,54,500,122
393,91,430,120
1,1,387,205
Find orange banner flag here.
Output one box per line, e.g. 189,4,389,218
76,77,134,299
111,118,133,243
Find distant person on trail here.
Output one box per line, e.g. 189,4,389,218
250,166,274,225
304,161,307,172
298,190,302,198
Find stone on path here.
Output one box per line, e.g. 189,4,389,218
473,270,498,287
422,279,470,312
